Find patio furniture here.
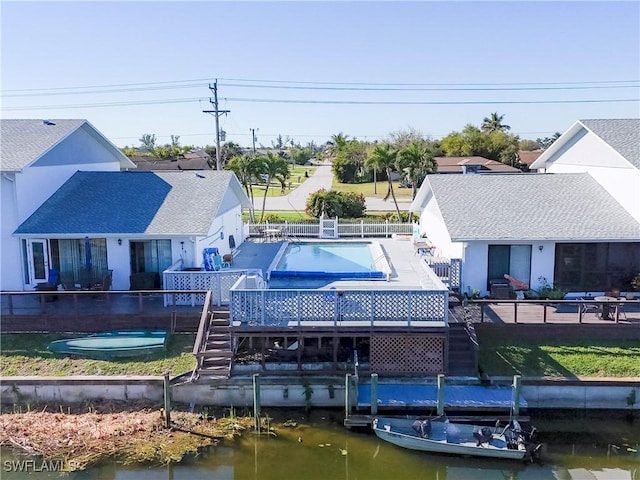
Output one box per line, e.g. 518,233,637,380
60,271,79,291
594,296,618,320
223,253,234,265
213,255,230,270
130,272,159,290
579,297,599,316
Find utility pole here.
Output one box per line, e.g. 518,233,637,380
250,128,258,156
203,80,230,170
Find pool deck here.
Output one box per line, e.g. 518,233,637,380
234,237,436,290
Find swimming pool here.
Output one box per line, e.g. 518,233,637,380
268,241,390,279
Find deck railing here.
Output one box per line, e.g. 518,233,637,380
246,220,413,239
162,265,249,306
229,286,448,327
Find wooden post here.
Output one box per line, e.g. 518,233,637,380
511,374,522,420
437,374,445,416
370,373,378,416
344,374,351,420
163,372,171,428
513,302,518,323
253,373,261,433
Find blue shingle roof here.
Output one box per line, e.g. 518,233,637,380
15,170,241,235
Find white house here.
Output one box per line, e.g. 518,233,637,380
0,119,135,291
2,121,251,291
410,118,640,297
530,119,640,223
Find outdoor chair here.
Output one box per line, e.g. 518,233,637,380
579,297,599,316
212,255,230,270
222,253,233,265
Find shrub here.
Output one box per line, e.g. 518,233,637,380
536,276,566,300
305,189,366,219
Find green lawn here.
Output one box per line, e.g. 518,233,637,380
331,179,413,198
0,333,196,376
478,335,640,378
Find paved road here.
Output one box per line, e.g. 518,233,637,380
252,164,412,213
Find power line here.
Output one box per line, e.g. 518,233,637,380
2,76,638,96
3,96,638,111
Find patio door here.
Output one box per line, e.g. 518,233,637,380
25,239,49,286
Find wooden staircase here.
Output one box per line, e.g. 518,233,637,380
447,322,479,377
193,309,233,380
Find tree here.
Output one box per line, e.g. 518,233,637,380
397,140,437,199
205,142,243,169
332,140,368,183
170,135,180,148
289,147,313,166
324,132,349,161
481,112,511,133
518,139,541,151
536,132,562,150
258,153,290,222
305,189,365,218
139,133,157,152
366,143,402,219
226,154,263,221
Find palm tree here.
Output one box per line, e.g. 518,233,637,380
226,154,262,222
397,140,437,199
259,153,290,222
481,112,511,133
324,132,349,161
366,143,402,219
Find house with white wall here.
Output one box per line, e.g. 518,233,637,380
13,170,251,291
530,119,640,223
409,118,640,297
0,119,135,291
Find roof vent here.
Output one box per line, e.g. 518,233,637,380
461,164,480,174
42,120,56,126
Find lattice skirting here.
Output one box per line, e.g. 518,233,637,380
370,335,444,374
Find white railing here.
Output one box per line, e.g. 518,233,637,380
246,220,413,238
162,262,249,306
229,285,448,327
423,257,462,291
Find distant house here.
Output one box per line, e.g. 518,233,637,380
530,119,640,223
0,119,135,291
14,170,252,291
516,150,544,170
131,149,213,171
434,156,521,174
410,119,640,296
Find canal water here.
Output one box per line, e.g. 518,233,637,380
2,411,639,479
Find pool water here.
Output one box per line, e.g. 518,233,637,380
269,242,387,279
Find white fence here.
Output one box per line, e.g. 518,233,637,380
229,285,448,327
162,261,248,306
246,219,413,239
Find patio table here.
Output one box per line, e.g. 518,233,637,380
594,296,619,320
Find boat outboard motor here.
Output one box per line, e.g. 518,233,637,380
473,426,493,445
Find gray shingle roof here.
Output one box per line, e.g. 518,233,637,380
1,119,87,171
15,170,244,236
426,173,640,241
580,119,640,169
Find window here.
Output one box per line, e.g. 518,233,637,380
487,245,532,290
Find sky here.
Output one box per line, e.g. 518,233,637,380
1,1,639,149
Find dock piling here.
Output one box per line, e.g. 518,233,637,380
437,374,445,416
370,373,378,416
163,372,171,428
253,373,261,432
511,374,522,419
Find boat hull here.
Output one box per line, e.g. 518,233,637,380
373,417,532,461
48,330,168,359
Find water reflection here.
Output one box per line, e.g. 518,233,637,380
1,412,638,480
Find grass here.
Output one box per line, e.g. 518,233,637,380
0,333,196,376
331,178,413,198
478,334,640,378
250,165,318,198
242,211,395,222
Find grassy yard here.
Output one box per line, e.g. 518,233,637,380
242,211,395,222
478,334,640,378
331,178,414,198
0,333,196,376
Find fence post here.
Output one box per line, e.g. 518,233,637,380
513,301,518,324
511,374,522,419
